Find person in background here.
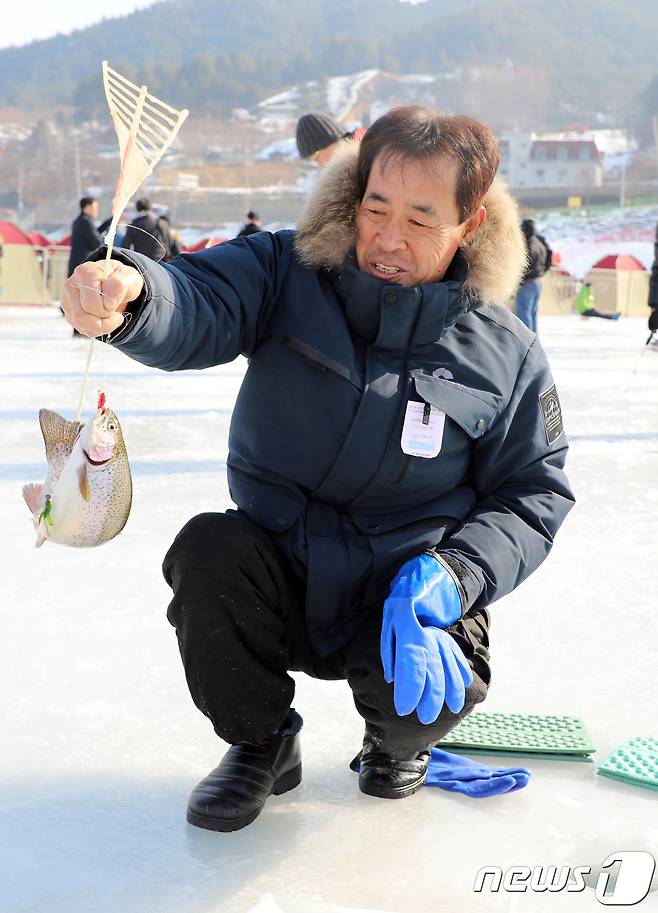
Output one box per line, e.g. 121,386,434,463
515,219,552,333
647,221,658,337
68,197,104,278
575,280,619,320
68,197,111,336
237,211,262,238
122,197,173,261
159,214,181,260
296,112,363,168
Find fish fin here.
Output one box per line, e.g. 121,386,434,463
22,482,44,514
78,464,91,502
38,409,84,464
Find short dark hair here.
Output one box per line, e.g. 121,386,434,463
246,211,258,220
136,197,151,212
355,107,500,222
80,196,96,210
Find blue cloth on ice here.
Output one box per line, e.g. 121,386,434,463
424,748,530,796
352,748,530,797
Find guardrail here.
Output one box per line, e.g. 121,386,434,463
0,243,71,307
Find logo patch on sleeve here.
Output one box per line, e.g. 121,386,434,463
539,384,564,444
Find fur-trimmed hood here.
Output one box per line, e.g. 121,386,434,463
294,143,527,307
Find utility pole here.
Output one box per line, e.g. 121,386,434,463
619,157,626,208
244,144,251,215
17,162,24,219
73,139,82,201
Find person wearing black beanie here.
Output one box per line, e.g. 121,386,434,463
296,111,349,167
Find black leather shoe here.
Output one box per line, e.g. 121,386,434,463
187,709,303,832
350,730,430,800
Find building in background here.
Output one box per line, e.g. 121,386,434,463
499,132,604,190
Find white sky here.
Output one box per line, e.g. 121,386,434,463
0,0,160,50
0,0,428,50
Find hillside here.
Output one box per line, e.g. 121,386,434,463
0,0,654,124
0,0,442,108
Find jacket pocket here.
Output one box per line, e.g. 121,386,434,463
283,335,360,387
411,371,501,439
386,374,502,488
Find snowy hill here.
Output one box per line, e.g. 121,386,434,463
0,0,655,127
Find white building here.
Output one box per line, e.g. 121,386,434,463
499,131,604,190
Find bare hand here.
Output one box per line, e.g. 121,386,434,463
61,260,144,338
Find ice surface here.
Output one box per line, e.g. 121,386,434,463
1,306,658,913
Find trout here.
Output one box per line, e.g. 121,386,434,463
22,402,132,548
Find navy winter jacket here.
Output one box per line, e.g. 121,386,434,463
68,213,103,278
100,148,574,655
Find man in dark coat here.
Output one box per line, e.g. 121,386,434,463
62,107,574,832
122,197,173,261
648,221,658,334
68,197,104,277
515,219,551,332
237,211,262,238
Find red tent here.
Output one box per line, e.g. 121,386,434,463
0,220,32,244
592,253,646,271
186,236,226,252
56,234,72,247
26,231,51,247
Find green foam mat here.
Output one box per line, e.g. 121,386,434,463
597,737,658,792
449,748,594,763
438,712,596,758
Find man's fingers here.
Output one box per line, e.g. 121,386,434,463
101,262,144,311
79,281,107,319
67,310,126,339
62,259,142,337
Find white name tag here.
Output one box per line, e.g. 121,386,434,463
401,401,445,458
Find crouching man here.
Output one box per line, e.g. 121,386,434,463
62,107,574,831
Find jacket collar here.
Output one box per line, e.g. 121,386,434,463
329,249,471,350
294,143,527,308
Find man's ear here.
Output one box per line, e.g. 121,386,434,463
462,205,487,246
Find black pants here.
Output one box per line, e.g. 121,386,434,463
162,511,491,757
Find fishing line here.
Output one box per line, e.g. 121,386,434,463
73,221,168,422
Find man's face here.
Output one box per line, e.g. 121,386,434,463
84,201,99,219
356,153,485,287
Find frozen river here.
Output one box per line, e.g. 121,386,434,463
1,305,657,913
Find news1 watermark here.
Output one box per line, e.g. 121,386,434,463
474,851,656,905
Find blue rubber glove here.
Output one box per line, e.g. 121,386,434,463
381,554,473,724
351,748,531,798
386,553,463,628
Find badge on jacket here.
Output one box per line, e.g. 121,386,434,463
539,384,564,444
401,401,445,458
